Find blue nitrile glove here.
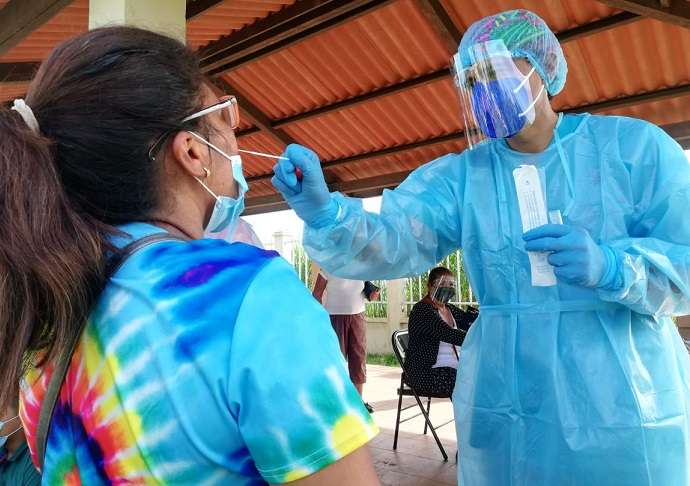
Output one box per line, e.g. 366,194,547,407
271,144,339,229
523,224,619,289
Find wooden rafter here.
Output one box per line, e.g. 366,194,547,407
413,0,462,53
186,0,224,20
199,0,394,76
0,0,72,57
598,0,690,29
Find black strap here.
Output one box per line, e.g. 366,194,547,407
35,232,184,469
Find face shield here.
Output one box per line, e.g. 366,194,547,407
430,275,457,304
452,40,545,148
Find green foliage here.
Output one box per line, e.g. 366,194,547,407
291,245,313,289
366,353,400,367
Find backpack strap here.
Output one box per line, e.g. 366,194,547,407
34,232,184,469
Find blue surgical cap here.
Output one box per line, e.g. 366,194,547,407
458,9,568,96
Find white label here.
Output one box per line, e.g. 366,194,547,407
513,165,556,287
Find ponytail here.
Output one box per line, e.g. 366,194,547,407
0,25,204,411
0,109,109,411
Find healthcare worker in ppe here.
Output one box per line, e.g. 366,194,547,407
272,8,690,486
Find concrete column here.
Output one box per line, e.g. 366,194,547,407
89,0,186,42
386,279,406,332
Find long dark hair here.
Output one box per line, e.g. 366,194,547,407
0,27,205,410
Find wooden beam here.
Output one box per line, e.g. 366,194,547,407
0,0,72,57
200,0,394,76
239,12,641,134
186,0,224,20
0,62,40,82
556,11,640,43
213,77,296,146
598,0,690,29
413,0,462,53
660,120,690,148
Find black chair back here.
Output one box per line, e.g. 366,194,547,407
392,329,409,367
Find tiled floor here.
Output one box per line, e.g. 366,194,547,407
364,365,458,486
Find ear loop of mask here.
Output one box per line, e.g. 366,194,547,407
187,132,292,195
188,131,251,197
515,66,546,119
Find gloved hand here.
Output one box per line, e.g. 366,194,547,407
523,224,619,288
272,144,338,228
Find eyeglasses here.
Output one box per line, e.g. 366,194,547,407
182,96,240,129
148,96,240,161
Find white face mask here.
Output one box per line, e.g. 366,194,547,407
188,131,249,236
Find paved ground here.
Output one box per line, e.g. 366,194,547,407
364,364,458,485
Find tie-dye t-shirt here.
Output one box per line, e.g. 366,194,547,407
19,223,378,485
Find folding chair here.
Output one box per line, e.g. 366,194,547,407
391,329,455,461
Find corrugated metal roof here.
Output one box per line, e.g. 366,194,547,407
607,93,690,126
442,0,619,32
281,79,461,161
0,81,30,102
554,18,690,110
187,0,296,50
224,0,452,119
0,0,87,62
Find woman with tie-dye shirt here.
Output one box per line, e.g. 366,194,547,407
0,27,379,485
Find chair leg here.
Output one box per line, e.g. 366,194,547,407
393,374,405,451
423,397,431,435
411,391,448,461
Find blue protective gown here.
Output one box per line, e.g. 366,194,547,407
304,113,690,485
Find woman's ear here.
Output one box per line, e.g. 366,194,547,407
168,130,208,179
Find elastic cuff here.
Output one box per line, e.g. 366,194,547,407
306,197,340,229
597,245,622,291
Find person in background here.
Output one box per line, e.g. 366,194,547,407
0,26,379,485
313,270,380,413
405,267,477,397
0,397,41,486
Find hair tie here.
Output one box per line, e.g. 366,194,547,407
11,99,39,134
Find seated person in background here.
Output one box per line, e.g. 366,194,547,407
0,396,41,486
405,267,478,397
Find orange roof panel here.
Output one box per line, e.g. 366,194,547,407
441,0,619,33
0,0,87,62
0,81,30,102
281,78,461,161
187,0,296,50
555,18,690,110
225,0,452,119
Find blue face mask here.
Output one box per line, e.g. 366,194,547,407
188,132,249,236
471,76,532,139
469,66,545,139
0,415,21,448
